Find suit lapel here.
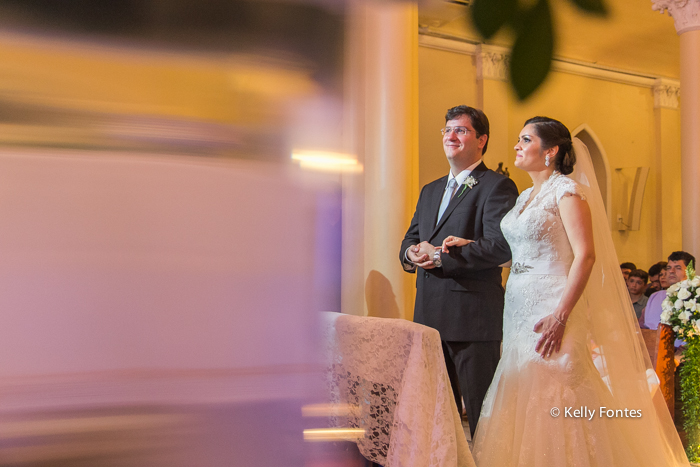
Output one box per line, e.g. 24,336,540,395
431,162,488,238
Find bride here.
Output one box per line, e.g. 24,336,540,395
443,117,688,466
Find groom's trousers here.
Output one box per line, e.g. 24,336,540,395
442,340,501,438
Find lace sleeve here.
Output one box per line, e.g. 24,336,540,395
555,176,587,205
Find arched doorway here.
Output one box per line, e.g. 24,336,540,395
572,124,612,228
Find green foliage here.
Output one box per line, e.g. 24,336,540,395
468,0,608,100
510,0,553,101
471,0,517,39
689,260,696,281
570,0,607,15
681,339,700,462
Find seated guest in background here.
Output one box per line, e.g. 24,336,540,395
658,263,670,290
645,261,667,297
620,262,636,281
627,269,648,323
643,252,695,337
639,264,669,328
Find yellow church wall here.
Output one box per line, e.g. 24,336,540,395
0,34,319,125
418,42,681,274
0,31,681,319
418,46,477,189
0,40,233,121
509,71,670,271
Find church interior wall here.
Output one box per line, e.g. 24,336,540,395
0,24,683,321
418,46,478,189
418,42,682,273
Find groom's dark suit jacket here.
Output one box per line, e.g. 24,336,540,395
400,162,518,342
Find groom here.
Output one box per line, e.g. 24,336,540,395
399,105,517,436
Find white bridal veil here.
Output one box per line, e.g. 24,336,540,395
571,138,688,466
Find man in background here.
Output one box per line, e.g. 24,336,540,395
645,261,667,297
643,251,695,332
627,269,648,324
620,262,637,281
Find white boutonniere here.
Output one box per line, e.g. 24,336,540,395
458,176,478,197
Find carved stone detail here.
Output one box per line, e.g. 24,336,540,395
652,0,700,34
476,45,509,81
653,79,681,109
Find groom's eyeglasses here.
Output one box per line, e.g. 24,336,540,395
441,126,474,136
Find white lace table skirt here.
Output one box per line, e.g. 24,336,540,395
322,312,474,467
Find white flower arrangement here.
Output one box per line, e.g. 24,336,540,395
660,261,700,340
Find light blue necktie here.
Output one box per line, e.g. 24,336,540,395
437,178,458,225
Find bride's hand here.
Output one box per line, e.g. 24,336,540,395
441,236,474,253
533,314,566,358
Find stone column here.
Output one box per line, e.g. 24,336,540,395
652,79,682,258
341,0,419,318
653,0,700,257
475,45,514,182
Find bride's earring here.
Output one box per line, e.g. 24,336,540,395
545,155,550,167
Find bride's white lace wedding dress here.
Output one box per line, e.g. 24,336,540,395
473,171,688,466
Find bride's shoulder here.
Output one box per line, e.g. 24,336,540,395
552,173,587,204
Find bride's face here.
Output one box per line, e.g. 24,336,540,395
514,124,548,171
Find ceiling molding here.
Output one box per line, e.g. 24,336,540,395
417,33,477,55
418,33,679,90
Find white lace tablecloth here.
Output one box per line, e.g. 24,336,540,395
321,312,474,467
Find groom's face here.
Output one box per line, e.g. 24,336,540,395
443,115,486,168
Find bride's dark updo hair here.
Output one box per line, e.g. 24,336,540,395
524,116,576,175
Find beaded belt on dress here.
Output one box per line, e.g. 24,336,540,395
510,260,570,276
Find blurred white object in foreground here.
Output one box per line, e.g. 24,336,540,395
0,150,321,466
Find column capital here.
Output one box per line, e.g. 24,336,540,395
653,78,681,109
652,0,700,34
475,44,509,82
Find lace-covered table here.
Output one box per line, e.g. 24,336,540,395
322,312,474,467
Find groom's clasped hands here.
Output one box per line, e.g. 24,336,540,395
406,242,438,269
407,236,475,270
